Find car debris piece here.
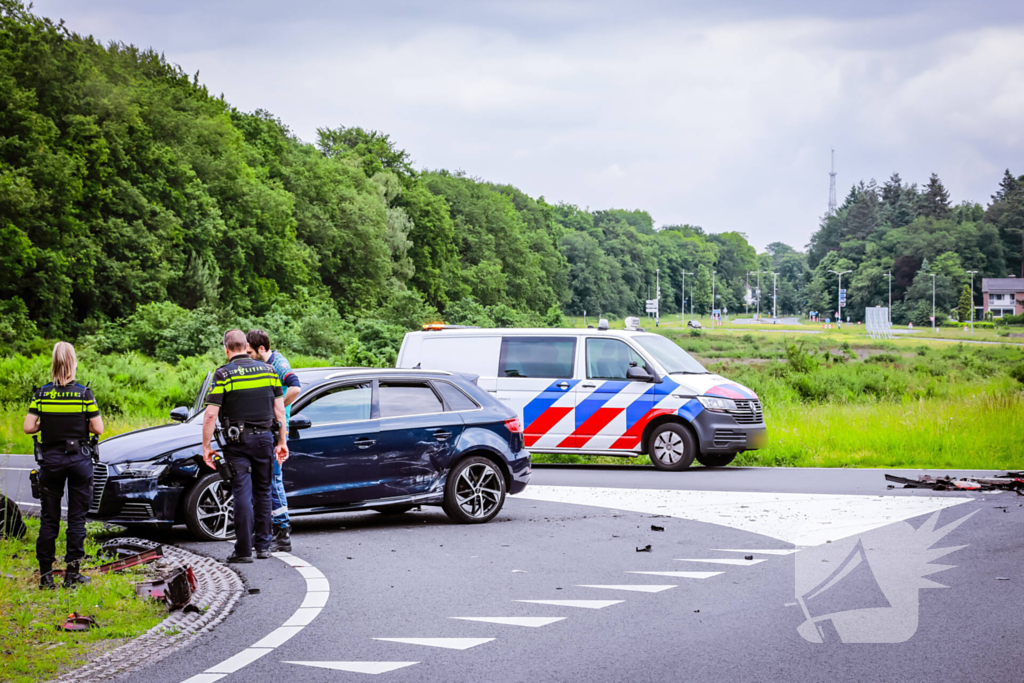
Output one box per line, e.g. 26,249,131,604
636,545,652,553
651,525,664,532
136,566,197,610
885,473,1024,494
57,613,98,632
94,544,164,574
745,555,754,560
996,577,1010,580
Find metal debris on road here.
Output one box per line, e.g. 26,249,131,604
651,525,664,531
744,555,753,560
885,473,1024,494
136,566,198,611
636,545,652,553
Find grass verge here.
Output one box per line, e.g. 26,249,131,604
0,519,166,683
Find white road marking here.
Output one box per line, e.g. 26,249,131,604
286,661,419,674
180,551,329,683
578,585,677,593
517,485,972,546
714,548,799,555
515,599,623,609
626,571,723,579
373,638,495,650
674,558,766,566
451,616,566,627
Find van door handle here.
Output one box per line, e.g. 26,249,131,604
556,382,570,390
433,430,452,441
581,383,596,388
354,437,376,449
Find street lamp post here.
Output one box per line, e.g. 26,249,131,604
745,271,750,316
882,271,893,323
772,272,779,321
930,273,937,331
828,269,852,325
655,268,660,327
966,270,978,335
681,270,692,325
711,270,716,326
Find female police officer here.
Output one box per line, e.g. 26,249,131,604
23,342,104,589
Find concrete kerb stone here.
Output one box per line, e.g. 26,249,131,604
50,540,244,683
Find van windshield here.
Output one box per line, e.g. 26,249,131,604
634,335,708,375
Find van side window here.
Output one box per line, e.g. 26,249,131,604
586,339,649,380
379,381,444,418
498,337,576,379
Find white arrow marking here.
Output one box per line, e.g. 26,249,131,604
285,662,418,674
714,549,799,555
578,585,677,593
373,638,494,650
626,571,722,579
514,599,623,609
451,616,566,627
674,558,766,566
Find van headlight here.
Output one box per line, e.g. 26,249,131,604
110,459,169,478
697,396,738,412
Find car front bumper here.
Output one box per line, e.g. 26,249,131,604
690,411,767,454
88,472,181,528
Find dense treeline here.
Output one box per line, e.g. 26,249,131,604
805,172,1024,324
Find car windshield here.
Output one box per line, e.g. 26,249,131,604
634,335,708,374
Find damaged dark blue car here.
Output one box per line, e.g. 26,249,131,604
88,368,531,541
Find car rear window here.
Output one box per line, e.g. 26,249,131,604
434,381,480,411
379,382,444,418
498,337,576,378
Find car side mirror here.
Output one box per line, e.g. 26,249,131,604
289,414,312,431
627,365,653,382
170,406,189,423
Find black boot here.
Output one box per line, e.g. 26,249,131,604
63,562,91,589
39,564,56,591
270,525,291,553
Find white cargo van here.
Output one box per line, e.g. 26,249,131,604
396,325,766,470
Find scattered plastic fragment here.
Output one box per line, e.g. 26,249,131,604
651,525,664,532
996,577,1010,581
636,545,652,553
136,566,197,610
744,555,754,560
248,588,261,595
57,613,98,632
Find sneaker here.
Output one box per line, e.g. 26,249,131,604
226,553,253,564
269,525,292,553
256,549,272,560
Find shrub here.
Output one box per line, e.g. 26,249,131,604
688,328,702,338
865,353,901,364
444,298,495,327
784,340,818,373
1010,363,1024,385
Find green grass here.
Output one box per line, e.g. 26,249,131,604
0,520,167,683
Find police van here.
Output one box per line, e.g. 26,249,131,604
396,320,766,470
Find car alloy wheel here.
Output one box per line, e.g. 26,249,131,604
194,477,235,540
455,462,502,519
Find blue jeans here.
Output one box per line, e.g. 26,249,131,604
271,458,290,529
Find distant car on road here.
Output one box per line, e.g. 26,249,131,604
687,319,702,329
88,368,530,540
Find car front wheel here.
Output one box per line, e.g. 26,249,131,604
184,472,236,541
443,456,506,524
648,423,697,471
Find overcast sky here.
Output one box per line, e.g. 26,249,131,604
29,0,1024,251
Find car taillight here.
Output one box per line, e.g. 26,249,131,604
505,417,522,434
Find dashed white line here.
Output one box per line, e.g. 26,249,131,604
180,551,329,683
515,599,623,609
286,661,419,674
373,638,495,650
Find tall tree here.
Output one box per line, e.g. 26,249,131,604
919,173,952,220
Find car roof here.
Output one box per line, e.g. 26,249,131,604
293,367,455,385
407,328,656,339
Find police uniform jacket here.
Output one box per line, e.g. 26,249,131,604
28,382,101,462
205,354,282,428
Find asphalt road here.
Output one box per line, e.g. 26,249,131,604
3,462,1022,682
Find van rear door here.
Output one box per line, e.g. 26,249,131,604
496,336,578,449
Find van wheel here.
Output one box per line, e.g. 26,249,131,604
443,456,506,524
647,423,697,471
696,453,736,468
184,472,236,541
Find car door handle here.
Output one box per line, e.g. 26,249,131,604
556,382,570,390
433,430,452,441
581,383,596,388
354,437,376,449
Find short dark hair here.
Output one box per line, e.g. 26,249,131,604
246,329,271,354
223,329,247,352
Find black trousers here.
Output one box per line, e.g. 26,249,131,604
36,451,93,567
226,432,274,557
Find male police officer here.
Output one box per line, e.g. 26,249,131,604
246,329,300,552
202,330,288,563
23,342,103,589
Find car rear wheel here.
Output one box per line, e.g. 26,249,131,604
184,472,236,541
442,456,506,524
648,423,697,471
696,453,736,468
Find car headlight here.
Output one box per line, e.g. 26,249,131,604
110,459,169,478
697,395,738,412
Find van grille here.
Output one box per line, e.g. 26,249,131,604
90,463,108,513
731,399,763,424
713,429,747,448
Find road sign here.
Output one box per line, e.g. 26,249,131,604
645,299,659,313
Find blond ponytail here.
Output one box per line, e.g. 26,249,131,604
51,342,77,386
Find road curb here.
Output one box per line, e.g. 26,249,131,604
50,540,244,683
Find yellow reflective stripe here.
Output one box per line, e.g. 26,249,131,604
225,377,279,390
35,404,91,413
35,398,88,404
225,372,278,382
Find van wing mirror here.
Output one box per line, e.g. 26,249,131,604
170,406,189,423
289,414,312,431
626,365,653,382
